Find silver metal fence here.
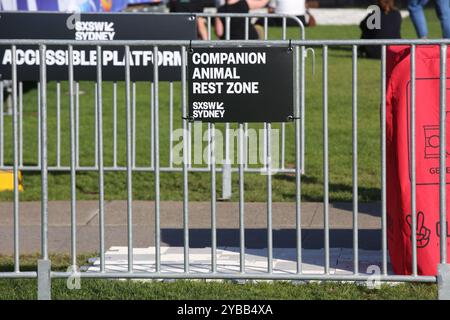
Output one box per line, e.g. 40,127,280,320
1,35,450,299
0,13,306,200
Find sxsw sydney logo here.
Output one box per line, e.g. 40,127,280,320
66,13,116,41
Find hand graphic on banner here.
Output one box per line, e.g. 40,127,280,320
406,211,431,248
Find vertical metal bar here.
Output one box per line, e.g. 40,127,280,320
18,81,23,167
39,44,48,261
440,44,448,264
381,45,388,275
263,122,267,168
12,45,20,272
244,17,249,171
323,45,330,274
56,81,61,167
225,16,230,40
410,45,418,276
169,82,174,167
301,46,306,174
222,123,231,199
113,82,117,168
75,82,80,168
207,122,211,170
352,45,359,274
150,82,154,168
154,46,161,272
262,19,269,176
188,122,192,170
222,15,232,200
244,122,248,169
245,17,249,40
295,45,302,273
125,46,133,272
207,16,211,40
182,46,189,272
211,123,217,273
264,17,268,40
132,81,136,168
280,18,287,171
267,122,273,274
281,125,285,169
96,45,105,273
239,123,245,273
68,45,77,268
37,82,41,168
94,82,98,167
0,81,3,167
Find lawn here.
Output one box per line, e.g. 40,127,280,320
0,9,444,204
0,254,437,300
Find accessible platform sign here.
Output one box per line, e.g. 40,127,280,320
188,47,294,123
0,11,196,81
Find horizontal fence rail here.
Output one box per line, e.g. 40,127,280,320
1,34,450,299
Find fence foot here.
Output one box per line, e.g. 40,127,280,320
438,264,450,300
37,259,51,300
221,162,232,200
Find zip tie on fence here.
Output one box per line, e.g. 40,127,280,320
287,115,301,122
182,116,195,122
189,40,194,53
288,39,293,52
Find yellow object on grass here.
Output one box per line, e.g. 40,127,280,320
0,170,23,192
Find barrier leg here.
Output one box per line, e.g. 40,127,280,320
438,264,450,300
37,259,51,300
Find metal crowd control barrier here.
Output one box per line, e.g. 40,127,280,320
1,36,450,300
0,13,307,201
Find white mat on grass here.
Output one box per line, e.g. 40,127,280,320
84,246,392,276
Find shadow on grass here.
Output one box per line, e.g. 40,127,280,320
0,253,94,273
275,173,381,203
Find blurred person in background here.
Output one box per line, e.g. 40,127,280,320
359,0,402,59
268,0,306,26
214,0,270,39
408,0,450,38
253,0,308,37
169,0,215,39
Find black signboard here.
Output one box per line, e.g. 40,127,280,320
188,47,294,123
0,12,197,81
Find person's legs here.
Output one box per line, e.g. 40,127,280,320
408,0,430,38
435,0,450,38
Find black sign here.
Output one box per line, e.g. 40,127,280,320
188,47,294,123
0,12,197,81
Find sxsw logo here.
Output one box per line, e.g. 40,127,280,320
74,21,116,41
66,13,116,41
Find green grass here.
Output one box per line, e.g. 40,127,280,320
0,280,437,300
0,10,444,203
0,254,437,300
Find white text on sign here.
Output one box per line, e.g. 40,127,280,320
190,51,267,120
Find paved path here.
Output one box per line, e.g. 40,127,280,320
0,201,382,254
